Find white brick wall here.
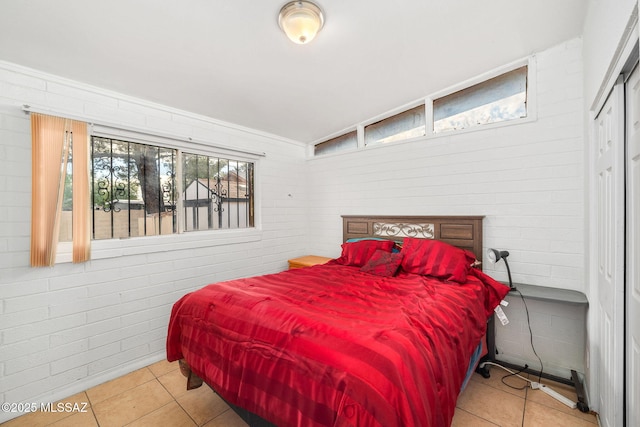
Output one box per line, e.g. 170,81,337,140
495,294,587,377
305,38,586,378
0,62,307,422
306,38,584,289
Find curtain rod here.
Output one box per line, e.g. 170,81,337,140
21,104,266,158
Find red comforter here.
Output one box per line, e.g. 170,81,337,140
167,263,508,427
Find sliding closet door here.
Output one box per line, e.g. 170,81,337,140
594,78,625,427
626,63,640,427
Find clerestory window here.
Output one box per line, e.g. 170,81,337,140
432,65,528,134
312,60,533,157
364,104,426,146
314,131,358,156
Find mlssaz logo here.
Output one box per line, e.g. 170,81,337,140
40,402,89,413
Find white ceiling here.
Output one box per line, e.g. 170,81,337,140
0,0,587,144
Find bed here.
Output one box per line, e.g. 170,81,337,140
166,215,509,426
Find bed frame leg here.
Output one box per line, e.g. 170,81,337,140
571,369,590,413
178,359,204,390
476,356,491,378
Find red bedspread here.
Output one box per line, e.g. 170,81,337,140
167,263,508,427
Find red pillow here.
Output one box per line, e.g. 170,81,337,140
400,237,469,283
360,250,403,277
335,239,395,267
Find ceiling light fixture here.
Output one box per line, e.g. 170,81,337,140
278,1,325,45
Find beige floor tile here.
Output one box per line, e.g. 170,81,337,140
471,369,529,399
524,400,598,427
451,408,500,427
86,368,155,405
148,359,178,378
0,392,92,427
126,401,196,427
202,409,249,427
175,386,231,426
1,361,600,427
48,409,98,426
157,367,191,399
457,379,525,427
92,379,173,427
42,392,90,405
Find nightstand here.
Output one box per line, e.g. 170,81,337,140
288,255,332,269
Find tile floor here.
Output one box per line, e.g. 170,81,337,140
1,360,599,427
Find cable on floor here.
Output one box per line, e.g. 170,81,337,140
512,287,544,382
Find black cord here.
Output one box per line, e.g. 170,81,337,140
513,288,544,382
500,363,529,390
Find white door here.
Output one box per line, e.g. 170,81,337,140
594,78,625,427
626,63,640,427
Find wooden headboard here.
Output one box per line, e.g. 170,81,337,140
342,215,484,263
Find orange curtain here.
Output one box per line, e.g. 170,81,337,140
31,113,90,266
70,120,90,263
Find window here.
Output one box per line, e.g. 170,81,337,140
182,153,254,231
432,65,528,133
314,130,357,155
89,138,255,239
311,60,534,157
91,137,177,239
31,113,258,266
364,104,425,146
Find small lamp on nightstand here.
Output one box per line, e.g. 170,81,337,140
487,248,513,289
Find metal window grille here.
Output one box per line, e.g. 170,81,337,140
182,153,254,231
91,137,177,239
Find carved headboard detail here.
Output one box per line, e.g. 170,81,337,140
342,215,484,263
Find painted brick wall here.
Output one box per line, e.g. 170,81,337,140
306,38,584,290
0,63,307,422
496,294,587,376
305,38,586,378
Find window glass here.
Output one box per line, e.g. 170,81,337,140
91,137,177,239
182,153,254,231
433,65,527,133
59,149,74,242
314,131,358,156
364,105,426,146
88,138,255,240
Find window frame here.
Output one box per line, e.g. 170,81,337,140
313,129,359,156
312,101,428,158
362,102,427,148
54,126,262,264
425,56,536,138
181,152,255,232
310,56,537,159
89,136,180,240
